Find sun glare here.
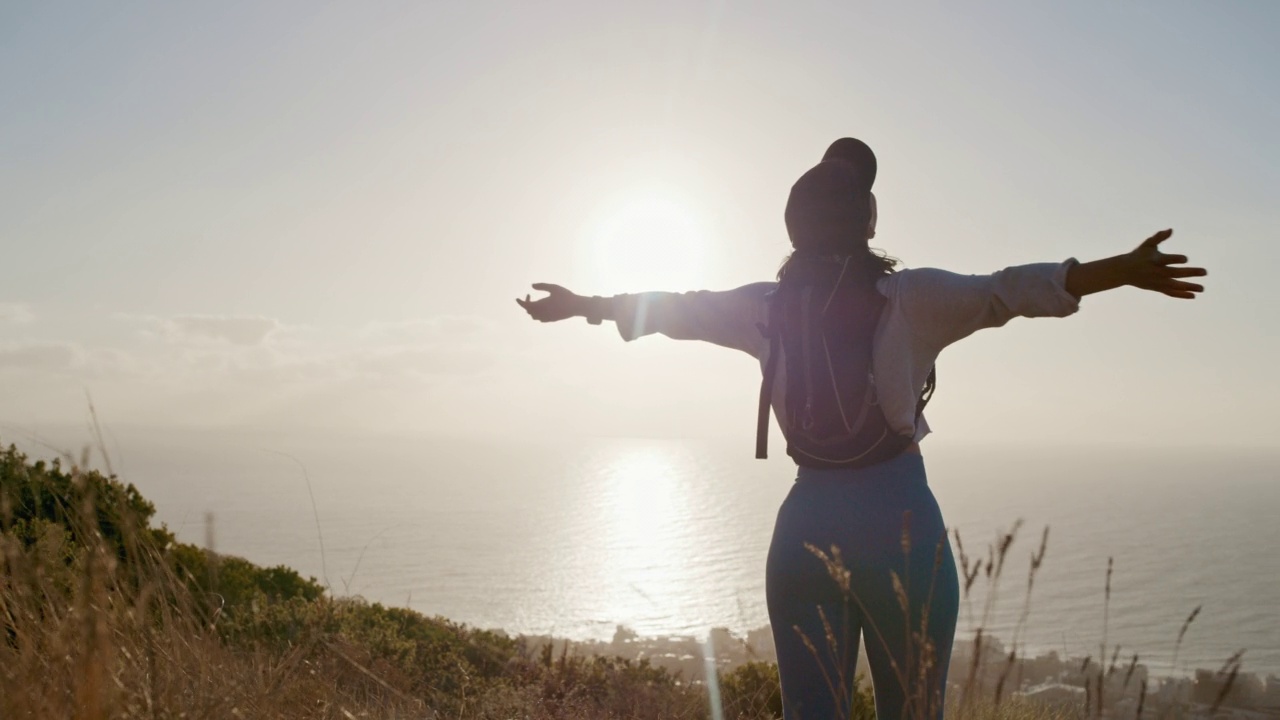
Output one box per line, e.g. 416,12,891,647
582,191,708,292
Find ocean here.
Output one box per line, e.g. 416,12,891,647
18,428,1279,678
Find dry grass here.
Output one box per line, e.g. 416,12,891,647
0,438,1252,720
0,440,720,719
946,696,1080,720
0,456,427,718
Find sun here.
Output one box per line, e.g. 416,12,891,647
581,191,708,292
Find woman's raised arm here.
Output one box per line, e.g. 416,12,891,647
884,228,1207,355
1064,229,1206,299
516,283,773,357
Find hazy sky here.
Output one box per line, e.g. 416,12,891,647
2,2,1277,448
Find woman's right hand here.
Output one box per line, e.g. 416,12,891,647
516,283,583,323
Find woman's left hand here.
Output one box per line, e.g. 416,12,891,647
1065,229,1207,299
1121,229,1207,299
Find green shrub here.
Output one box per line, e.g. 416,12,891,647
0,443,161,557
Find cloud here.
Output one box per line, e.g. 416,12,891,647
0,303,34,324
1,311,505,412
0,311,516,433
167,315,279,345
358,316,496,345
112,312,282,346
352,347,496,378
0,342,81,370
82,347,149,379
344,316,500,379
92,312,501,388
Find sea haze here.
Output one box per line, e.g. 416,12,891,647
16,427,1278,677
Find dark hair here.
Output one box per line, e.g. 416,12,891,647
776,246,900,283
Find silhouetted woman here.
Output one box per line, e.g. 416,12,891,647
516,138,1205,720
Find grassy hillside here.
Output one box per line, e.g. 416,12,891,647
0,440,797,718
2,439,1119,719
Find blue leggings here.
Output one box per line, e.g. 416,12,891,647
766,453,959,720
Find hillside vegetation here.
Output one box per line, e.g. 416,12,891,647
2,439,1101,719
0,440,805,719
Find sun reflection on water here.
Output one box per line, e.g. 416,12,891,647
595,441,696,632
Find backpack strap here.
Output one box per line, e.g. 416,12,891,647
798,285,816,431
755,292,783,460
756,332,780,459
915,366,937,419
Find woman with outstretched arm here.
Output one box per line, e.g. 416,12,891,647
516,138,1205,720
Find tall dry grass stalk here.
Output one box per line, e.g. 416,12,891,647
799,511,950,720
1170,605,1200,675
953,520,1028,718
800,543,876,719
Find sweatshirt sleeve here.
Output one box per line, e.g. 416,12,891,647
889,260,1081,352
611,282,774,358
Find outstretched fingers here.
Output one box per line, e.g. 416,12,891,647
1132,228,1207,299
1150,254,1206,298
1148,271,1205,299
1140,228,1174,249
517,283,575,322
1164,279,1205,294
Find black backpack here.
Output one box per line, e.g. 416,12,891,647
755,253,935,469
